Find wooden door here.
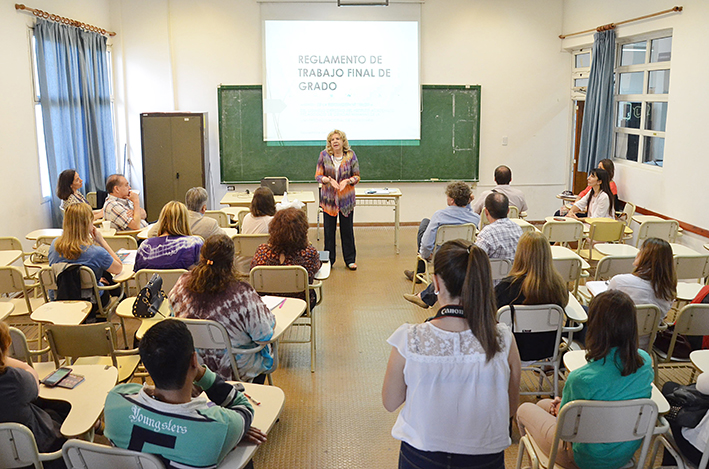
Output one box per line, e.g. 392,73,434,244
572,101,587,194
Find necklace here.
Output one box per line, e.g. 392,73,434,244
426,305,465,322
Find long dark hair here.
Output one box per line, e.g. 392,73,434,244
585,290,645,376
434,240,501,362
185,234,238,294
634,238,677,302
56,169,77,201
584,168,614,216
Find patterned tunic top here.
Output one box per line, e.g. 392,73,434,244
60,191,89,211
170,273,276,381
250,243,321,306
315,150,360,217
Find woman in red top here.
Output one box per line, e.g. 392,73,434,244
251,208,322,309
315,129,360,270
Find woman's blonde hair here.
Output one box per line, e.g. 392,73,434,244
325,129,351,156
508,231,569,306
55,203,93,260
157,201,192,237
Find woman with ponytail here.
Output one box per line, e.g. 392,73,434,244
382,240,521,469
170,234,275,383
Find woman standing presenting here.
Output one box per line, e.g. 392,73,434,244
315,129,360,270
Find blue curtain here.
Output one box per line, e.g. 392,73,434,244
578,29,616,174
34,19,116,226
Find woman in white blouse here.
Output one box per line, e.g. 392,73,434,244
566,168,615,219
608,237,677,350
241,187,276,234
382,240,521,469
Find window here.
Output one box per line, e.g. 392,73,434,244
29,32,51,199
613,33,671,167
571,48,591,100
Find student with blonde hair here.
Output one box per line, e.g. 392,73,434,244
49,203,123,284
134,201,203,271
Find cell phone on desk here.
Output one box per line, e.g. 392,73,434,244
41,367,72,387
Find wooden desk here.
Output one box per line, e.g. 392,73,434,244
30,301,92,325
594,244,639,257
690,350,709,373
355,188,403,253
26,229,63,241
39,364,119,437
315,261,330,280
0,250,22,266
217,383,286,469
116,296,306,342
550,245,590,270
563,350,669,414
221,191,316,210
565,295,587,323
671,243,702,256
0,302,15,321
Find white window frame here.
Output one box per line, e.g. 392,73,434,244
571,47,591,101
613,30,672,167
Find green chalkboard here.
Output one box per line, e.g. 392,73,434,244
218,85,480,183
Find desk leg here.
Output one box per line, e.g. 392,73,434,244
394,198,400,254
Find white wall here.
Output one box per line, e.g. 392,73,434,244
0,0,112,249
112,0,570,223
562,0,709,231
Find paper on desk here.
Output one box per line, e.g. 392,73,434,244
262,296,286,310
117,249,137,265
365,188,392,194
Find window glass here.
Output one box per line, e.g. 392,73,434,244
618,72,644,95
648,70,670,94
620,41,646,66
650,37,672,62
615,133,639,162
643,136,664,166
575,53,591,68
645,102,668,132
617,102,641,129
574,78,588,88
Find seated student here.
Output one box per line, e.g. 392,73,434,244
608,237,676,351
171,234,276,383
556,159,620,217
49,203,123,317
661,373,709,467
0,322,69,469
251,207,321,309
134,201,203,272
56,168,102,220
103,174,148,231
565,168,615,220
517,290,653,469
472,165,528,215
104,319,266,468
147,187,225,240
403,181,479,283
241,187,276,234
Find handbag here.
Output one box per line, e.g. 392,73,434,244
664,384,709,428
655,327,693,360
30,244,50,263
132,274,166,318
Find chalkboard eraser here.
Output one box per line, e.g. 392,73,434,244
430,178,439,181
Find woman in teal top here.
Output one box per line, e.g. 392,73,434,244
516,290,654,469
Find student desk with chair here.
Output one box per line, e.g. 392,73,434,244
0,302,15,321
0,250,22,267
38,364,119,438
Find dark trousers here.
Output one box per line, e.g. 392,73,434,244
415,219,430,274
399,442,504,469
661,382,705,466
323,211,356,265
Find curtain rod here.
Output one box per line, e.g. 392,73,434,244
15,3,116,37
559,5,682,39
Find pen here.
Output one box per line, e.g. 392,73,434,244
244,392,261,406
276,298,286,309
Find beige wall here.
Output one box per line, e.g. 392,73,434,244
2,0,706,245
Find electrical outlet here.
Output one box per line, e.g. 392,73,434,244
227,185,235,191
